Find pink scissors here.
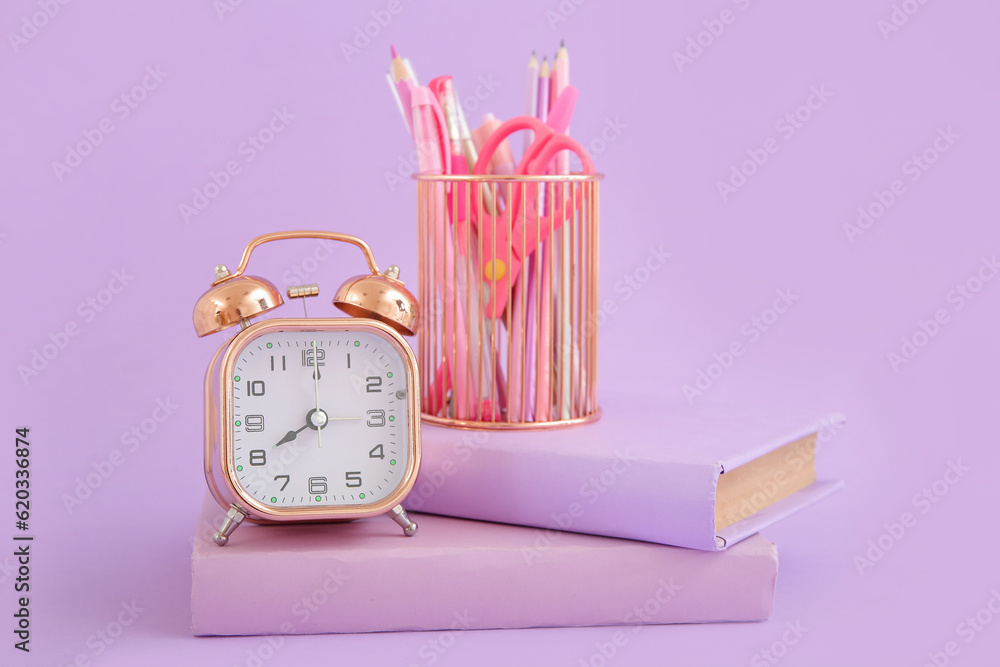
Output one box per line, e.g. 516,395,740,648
470,99,595,318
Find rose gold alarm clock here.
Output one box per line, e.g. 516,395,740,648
193,231,421,545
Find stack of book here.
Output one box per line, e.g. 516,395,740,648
191,392,843,635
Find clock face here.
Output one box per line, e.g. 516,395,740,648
226,327,412,510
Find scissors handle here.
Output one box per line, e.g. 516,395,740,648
525,134,596,176
473,116,553,175
470,115,597,319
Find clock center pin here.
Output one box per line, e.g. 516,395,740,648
308,408,329,429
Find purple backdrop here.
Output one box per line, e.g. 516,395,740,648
2,0,998,665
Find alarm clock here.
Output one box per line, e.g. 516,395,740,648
193,231,421,546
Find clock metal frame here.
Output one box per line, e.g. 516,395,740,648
204,318,421,525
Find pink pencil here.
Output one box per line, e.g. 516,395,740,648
552,41,570,174
390,45,415,135
533,57,553,421
553,40,574,419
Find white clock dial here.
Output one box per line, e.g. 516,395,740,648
228,328,410,508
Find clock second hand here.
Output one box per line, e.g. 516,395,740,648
312,340,322,448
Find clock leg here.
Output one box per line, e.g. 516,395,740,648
213,505,248,546
388,505,418,536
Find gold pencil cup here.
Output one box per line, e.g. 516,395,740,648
415,173,602,429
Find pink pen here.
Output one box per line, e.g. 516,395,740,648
429,76,469,224
524,51,539,156
412,86,472,420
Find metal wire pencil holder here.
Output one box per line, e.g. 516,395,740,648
416,173,602,429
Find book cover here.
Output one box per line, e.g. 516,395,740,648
191,494,778,635
403,392,845,551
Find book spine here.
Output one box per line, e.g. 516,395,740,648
403,429,722,551
192,517,777,635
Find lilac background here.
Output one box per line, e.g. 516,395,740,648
2,0,998,665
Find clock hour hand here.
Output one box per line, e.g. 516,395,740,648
273,423,309,448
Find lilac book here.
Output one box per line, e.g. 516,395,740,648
191,494,778,635
404,392,845,551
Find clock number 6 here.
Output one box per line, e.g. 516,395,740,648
308,477,328,494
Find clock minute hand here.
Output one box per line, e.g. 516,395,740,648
273,423,309,448
312,340,322,449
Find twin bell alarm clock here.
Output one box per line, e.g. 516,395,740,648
192,231,421,546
